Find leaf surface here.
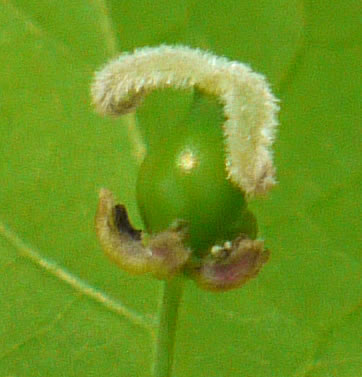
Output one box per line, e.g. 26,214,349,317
0,0,360,376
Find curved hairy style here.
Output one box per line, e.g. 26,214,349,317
91,45,279,196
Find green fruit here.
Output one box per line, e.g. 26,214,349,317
136,92,256,257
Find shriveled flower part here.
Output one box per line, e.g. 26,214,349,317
95,189,191,279
95,189,269,291
91,45,279,196
191,237,270,291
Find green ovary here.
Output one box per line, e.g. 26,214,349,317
136,93,257,257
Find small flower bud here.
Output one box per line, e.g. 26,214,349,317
92,45,278,291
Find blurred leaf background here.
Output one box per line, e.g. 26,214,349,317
0,0,360,376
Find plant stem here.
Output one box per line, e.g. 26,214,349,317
153,276,184,377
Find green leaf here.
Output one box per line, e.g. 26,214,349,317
0,0,360,376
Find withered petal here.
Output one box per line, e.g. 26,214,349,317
95,188,190,278
192,237,270,292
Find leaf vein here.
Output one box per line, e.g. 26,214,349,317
0,296,79,361
1,0,90,67
0,219,156,333
90,0,119,56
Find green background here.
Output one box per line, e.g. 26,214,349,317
0,0,360,376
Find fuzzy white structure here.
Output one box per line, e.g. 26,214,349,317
91,45,279,196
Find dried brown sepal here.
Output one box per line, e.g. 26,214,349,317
192,237,270,292
146,221,191,279
95,188,190,278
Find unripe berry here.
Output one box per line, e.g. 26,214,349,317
136,94,255,257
